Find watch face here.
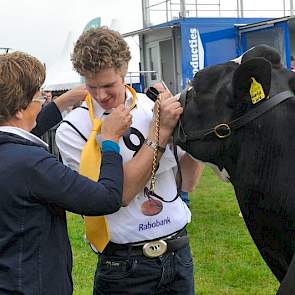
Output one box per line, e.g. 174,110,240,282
141,199,163,216
145,139,157,151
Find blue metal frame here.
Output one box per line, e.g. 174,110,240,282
282,21,291,68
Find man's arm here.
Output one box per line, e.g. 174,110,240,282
179,153,204,192
122,122,170,205
122,94,182,205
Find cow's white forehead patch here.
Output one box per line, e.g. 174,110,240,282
231,46,256,65
231,55,243,64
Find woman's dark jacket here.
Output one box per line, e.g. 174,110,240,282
32,101,63,137
0,131,123,294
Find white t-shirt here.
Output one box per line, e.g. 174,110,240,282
55,89,191,244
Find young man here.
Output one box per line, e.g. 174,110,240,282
56,27,201,295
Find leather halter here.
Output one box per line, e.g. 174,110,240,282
175,87,294,144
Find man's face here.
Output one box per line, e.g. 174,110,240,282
85,68,126,110
43,91,52,103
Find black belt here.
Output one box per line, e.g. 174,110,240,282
103,228,189,258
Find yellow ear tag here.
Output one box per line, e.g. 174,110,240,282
249,77,265,104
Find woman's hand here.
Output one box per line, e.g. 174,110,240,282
101,105,132,142
54,85,88,112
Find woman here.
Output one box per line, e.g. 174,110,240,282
0,51,131,294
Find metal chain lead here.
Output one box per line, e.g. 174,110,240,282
149,97,161,193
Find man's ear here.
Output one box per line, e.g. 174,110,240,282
232,57,272,106
15,110,24,120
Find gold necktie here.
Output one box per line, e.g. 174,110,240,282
79,85,137,253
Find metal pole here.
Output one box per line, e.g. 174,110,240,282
180,0,186,18
290,0,294,16
283,0,286,16
166,0,169,22
142,0,150,27
240,0,244,17
172,28,179,93
195,0,198,17
237,0,240,17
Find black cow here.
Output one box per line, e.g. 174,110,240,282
174,45,295,294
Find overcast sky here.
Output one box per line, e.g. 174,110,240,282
0,0,142,67
0,0,290,69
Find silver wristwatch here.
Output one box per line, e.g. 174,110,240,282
144,138,166,153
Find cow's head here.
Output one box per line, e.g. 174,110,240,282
174,45,295,173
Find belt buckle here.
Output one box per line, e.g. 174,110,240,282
142,240,167,258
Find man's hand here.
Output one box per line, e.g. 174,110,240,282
147,82,182,146
152,82,183,132
101,105,132,143
158,92,183,134
152,82,171,95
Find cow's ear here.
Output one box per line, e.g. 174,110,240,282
241,45,282,68
232,57,271,105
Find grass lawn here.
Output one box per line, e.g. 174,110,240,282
67,167,279,294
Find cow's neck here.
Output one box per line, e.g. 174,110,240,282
222,118,295,195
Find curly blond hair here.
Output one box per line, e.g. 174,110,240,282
0,51,45,123
71,27,131,77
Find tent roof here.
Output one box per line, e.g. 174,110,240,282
43,32,81,91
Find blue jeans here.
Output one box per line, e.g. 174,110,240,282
93,244,195,295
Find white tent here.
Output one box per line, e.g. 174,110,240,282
43,32,82,91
